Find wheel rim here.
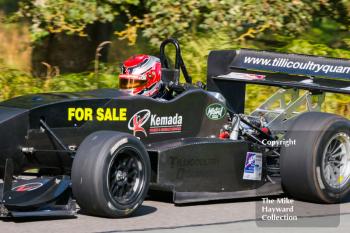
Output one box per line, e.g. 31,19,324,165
322,132,350,189
107,147,145,205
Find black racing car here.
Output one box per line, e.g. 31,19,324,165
0,39,349,218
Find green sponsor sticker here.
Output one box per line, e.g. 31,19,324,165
205,103,227,120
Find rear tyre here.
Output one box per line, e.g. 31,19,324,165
280,112,350,203
71,131,151,217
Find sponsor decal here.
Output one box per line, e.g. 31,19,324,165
67,107,127,122
12,182,43,192
170,157,220,180
149,113,182,134
128,109,183,136
128,109,151,136
243,152,262,181
170,157,219,169
206,103,227,120
232,49,350,80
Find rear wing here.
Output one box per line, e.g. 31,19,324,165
207,49,350,113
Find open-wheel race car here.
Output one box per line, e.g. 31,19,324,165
0,38,349,218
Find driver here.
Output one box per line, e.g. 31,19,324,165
119,54,164,98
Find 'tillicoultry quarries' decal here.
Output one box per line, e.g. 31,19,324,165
128,109,183,136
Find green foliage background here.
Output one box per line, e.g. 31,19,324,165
0,0,349,117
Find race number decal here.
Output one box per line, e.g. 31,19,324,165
243,152,262,181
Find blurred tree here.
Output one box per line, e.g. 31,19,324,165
141,0,338,46
17,0,140,41
0,0,19,13
15,0,141,75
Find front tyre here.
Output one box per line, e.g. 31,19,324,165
281,112,350,203
71,131,151,217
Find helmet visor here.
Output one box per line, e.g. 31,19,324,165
119,74,147,89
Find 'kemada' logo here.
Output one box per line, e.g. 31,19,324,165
206,103,227,120
128,109,183,136
128,109,151,136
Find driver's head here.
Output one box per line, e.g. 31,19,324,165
119,54,161,97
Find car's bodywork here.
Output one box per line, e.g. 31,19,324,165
0,87,274,204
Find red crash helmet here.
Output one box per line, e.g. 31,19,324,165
119,54,162,96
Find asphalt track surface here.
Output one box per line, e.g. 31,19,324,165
1,195,350,233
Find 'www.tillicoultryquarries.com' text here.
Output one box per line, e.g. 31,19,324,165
243,56,350,75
